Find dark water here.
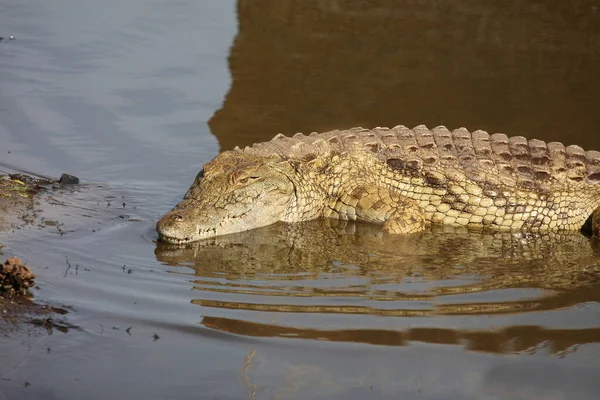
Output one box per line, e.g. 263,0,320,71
1,1,600,399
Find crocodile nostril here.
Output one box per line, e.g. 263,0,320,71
173,214,184,222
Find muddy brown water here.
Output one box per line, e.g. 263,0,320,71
1,1,600,399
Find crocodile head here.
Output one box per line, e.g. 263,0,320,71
157,151,297,244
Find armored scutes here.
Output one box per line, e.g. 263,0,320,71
157,125,600,243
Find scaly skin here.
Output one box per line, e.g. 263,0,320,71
157,125,600,243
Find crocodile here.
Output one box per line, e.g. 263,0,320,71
157,125,600,244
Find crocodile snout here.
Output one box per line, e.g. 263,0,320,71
156,210,195,243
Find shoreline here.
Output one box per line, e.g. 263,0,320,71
0,173,75,333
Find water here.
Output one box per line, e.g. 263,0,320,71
1,1,600,399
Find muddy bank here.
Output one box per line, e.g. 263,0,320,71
0,173,77,333
0,256,70,339
0,175,41,231
0,293,71,333
0,171,79,230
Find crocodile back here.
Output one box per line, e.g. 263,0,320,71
244,125,600,191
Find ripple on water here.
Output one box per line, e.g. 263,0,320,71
155,219,600,354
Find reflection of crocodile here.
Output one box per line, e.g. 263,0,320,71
157,126,600,243
156,219,600,356
202,316,600,355
155,219,600,317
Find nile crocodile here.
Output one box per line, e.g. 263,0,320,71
157,125,600,243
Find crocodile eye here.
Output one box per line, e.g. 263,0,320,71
237,176,260,185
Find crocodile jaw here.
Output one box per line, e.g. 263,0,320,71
156,201,285,244
156,210,223,243
156,161,297,244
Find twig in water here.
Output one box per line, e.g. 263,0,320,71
242,350,258,400
63,256,72,278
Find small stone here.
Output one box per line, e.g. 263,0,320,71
59,173,79,185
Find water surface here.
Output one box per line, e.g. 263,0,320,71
1,1,600,399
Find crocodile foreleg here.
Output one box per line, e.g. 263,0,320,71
593,207,600,238
326,185,426,234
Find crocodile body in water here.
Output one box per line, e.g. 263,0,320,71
157,125,600,243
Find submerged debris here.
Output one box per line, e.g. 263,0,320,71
0,257,36,296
